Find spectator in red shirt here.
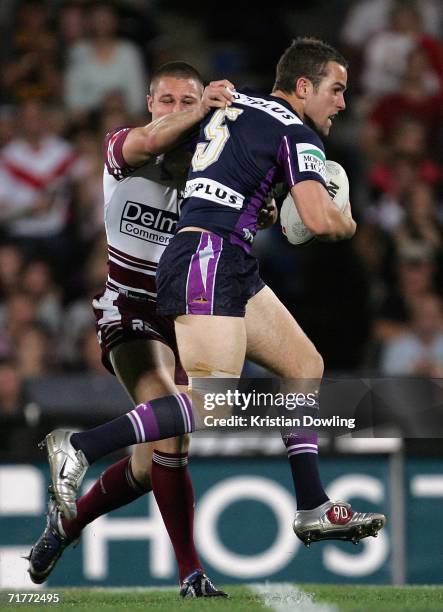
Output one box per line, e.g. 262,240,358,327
363,46,443,161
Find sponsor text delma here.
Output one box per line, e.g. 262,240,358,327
120,201,178,244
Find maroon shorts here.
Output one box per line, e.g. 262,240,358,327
93,288,188,386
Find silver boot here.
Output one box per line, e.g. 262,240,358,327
39,430,89,520
293,500,386,547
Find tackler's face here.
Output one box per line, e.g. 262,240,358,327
147,76,203,121
304,61,347,136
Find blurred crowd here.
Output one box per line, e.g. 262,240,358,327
0,0,442,422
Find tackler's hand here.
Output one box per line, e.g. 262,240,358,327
200,80,235,115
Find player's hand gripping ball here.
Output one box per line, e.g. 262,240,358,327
280,160,349,245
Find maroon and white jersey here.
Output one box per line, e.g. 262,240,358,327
92,126,189,381
100,126,184,302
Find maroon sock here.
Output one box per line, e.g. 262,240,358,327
151,450,202,582
61,455,149,540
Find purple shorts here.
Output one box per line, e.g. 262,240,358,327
93,288,188,385
156,231,265,317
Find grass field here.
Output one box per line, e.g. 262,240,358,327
1,585,443,611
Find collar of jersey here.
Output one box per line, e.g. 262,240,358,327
238,87,301,120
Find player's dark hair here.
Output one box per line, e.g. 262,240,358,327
149,62,204,95
273,37,348,93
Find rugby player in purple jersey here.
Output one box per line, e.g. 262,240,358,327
39,38,385,566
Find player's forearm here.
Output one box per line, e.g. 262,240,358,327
315,210,356,242
145,107,205,154
122,109,202,166
294,182,356,242
123,81,234,166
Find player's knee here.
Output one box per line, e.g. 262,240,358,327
307,349,325,378
130,452,152,488
310,350,324,378
180,433,190,453
301,348,324,378
287,346,323,378
133,369,176,405
153,434,190,454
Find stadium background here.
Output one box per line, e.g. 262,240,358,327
0,0,442,589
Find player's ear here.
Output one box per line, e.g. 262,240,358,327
147,95,153,113
295,77,310,99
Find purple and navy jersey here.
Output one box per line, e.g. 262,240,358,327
177,89,328,252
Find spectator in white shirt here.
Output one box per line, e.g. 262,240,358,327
64,2,146,122
0,99,76,277
381,293,443,376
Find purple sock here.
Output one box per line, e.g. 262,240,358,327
71,393,194,464
283,432,329,510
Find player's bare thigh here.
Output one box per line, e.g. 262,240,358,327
245,285,324,378
174,314,247,377
109,339,189,487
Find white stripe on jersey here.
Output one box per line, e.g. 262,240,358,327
108,130,125,170
108,254,156,276
108,246,157,271
106,276,157,297
283,136,295,186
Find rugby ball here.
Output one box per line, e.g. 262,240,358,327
280,160,349,245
